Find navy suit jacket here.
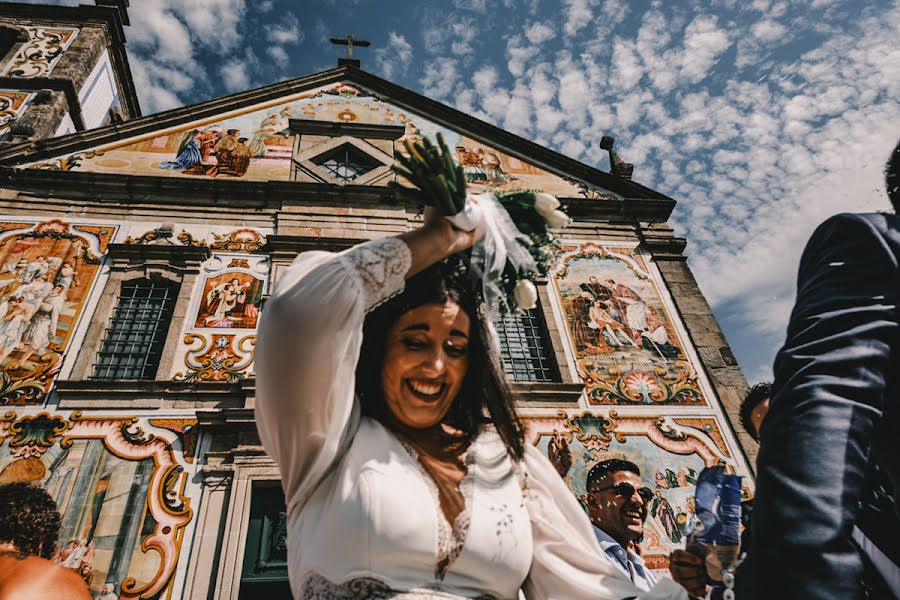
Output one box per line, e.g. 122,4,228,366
738,212,899,599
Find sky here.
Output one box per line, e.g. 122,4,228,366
26,0,900,383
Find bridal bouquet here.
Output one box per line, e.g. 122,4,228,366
390,134,571,317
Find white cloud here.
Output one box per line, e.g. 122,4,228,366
420,57,459,100
563,0,599,37
525,22,556,45
267,13,304,45
680,15,731,83
267,46,290,68
375,32,414,80
751,19,787,42
220,62,251,92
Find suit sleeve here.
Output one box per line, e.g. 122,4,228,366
745,213,899,598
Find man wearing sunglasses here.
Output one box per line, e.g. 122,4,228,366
586,459,657,592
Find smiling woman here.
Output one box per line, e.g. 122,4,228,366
254,209,690,599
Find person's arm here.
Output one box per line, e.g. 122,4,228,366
255,212,476,518
744,213,898,598
520,445,689,600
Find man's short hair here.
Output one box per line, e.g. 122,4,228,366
740,381,773,440
586,458,640,492
886,138,900,212
0,483,61,559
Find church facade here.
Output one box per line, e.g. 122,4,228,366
0,2,753,598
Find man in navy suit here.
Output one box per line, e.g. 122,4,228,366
739,140,900,599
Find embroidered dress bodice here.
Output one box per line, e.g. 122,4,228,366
256,237,688,600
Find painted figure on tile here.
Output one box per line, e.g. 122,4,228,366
456,145,487,182
554,245,702,406
248,106,292,157
589,299,638,351
98,582,118,600
15,283,67,367
571,292,599,351
547,430,572,481
195,272,263,329
478,149,509,184
196,126,222,163
160,129,202,170
0,219,112,403
205,278,250,326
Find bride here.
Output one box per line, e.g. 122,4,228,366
255,206,689,599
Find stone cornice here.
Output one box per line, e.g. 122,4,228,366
54,379,245,410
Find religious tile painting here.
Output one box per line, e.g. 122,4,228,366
24,82,613,199
0,219,115,404
551,242,707,406
525,411,743,573
171,240,268,382
0,411,198,599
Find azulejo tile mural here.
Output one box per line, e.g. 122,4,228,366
524,411,742,573
172,234,268,382
0,411,197,599
24,82,615,199
551,242,707,406
0,219,116,404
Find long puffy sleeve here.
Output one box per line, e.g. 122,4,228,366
255,237,412,519
522,446,689,600
738,213,899,599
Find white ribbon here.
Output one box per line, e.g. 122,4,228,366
447,193,538,320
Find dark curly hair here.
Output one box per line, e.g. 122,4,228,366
586,458,641,492
740,382,773,441
355,258,525,460
0,483,61,559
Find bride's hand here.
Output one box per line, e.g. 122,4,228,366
422,206,481,256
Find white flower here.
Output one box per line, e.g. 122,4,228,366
533,192,560,216
513,279,538,310
545,209,572,229
533,192,571,228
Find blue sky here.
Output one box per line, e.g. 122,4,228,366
30,0,900,383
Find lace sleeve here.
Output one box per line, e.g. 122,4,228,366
338,236,412,312
255,237,411,519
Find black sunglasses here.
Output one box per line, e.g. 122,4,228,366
589,482,654,503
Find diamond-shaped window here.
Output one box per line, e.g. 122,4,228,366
311,144,380,184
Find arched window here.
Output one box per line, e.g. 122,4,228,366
91,278,178,380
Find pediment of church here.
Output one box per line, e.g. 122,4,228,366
1,67,669,201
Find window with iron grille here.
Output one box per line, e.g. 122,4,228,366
495,306,559,382
91,279,177,380
311,143,379,183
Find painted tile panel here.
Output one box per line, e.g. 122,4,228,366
0,219,116,404
25,83,615,199
550,242,707,406
0,411,198,599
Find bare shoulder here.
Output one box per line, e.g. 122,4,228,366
0,556,91,600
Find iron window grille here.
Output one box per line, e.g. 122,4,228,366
91,279,177,380
311,143,379,183
495,306,559,382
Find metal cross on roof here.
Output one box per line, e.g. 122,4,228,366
330,34,370,62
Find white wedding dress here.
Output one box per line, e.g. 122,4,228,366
255,237,688,600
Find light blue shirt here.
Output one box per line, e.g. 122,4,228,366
592,525,657,592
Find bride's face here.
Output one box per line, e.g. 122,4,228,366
381,301,470,429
